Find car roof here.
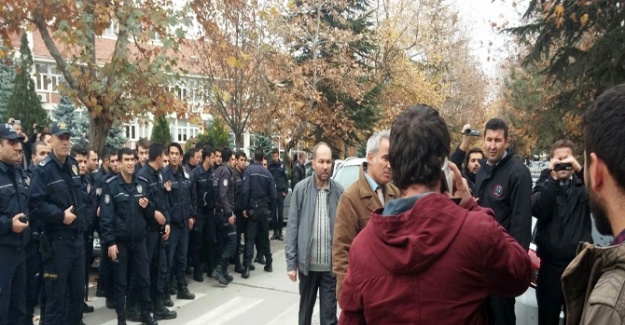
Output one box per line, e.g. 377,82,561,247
339,157,366,166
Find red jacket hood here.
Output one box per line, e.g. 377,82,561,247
367,193,468,273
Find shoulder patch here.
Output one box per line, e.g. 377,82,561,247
105,175,117,184
104,194,111,204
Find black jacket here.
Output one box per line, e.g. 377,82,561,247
241,162,277,212
268,160,289,193
162,165,196,227
193,164,216,215
80,173,98,229
0,161,29,248
28,153,84,234
233,167,244,212
137,164,170,229
291,161,305,190
449,148,477,194
532,169,592,265
214,164,235,215
99,174,155,246
475,151,533,250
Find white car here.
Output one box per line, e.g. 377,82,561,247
331,157,366,190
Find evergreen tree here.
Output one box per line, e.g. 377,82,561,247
52,95,79,130
5,33,50,136
74,111,90,139
105,123,127,148
0,55,16,121
197,118,230,149
248,133,273,159
150,115,172,145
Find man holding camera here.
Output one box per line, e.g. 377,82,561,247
450,124,483,194
532,139,591,325
0,123,30,325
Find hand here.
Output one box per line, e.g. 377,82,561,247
63,206,77,225
560,156,582,173
162,224,170,241
228,215,235,225
288,270,297,282
139,197,149,209
462,124,471,135
108,245,119,261
188,218,195,230
154,210,166,225
164,181,172,192
12,214,28,233
97,207,101,217
282,192,287,198
243,210,248,218
448,162,472,208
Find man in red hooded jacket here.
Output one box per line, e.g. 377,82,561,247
339,104,532,325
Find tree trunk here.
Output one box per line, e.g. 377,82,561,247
90,113,113,155
235,131,244,150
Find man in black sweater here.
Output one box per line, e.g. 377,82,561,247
475,118,532,325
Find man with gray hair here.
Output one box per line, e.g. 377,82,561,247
332,131,400,302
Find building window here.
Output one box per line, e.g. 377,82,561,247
104,21,118,37
34,63,62,93
124,124,137,141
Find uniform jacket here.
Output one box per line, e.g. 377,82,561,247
0,161,29,247
562,243,625,325
241,162,277,212
99,174,155,246
332,164,400,300
214,164,235,215
233,167,244,212
137,164,170,229
532,169,592,265
475,151,532,250
28,153,84,234
80,173,98,230
339,194,532,325
162,164,196,227
285,176,344,276
192,164,216,215
268,160,289,193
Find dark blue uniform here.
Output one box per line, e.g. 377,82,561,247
267,160,288,236
0,161,29,325
190,164,216,280
212,164,237,284
79,172,97,304
162,165,196,292
100,174,155,319
241,162,277,272
94,167,116,302
136,163,173,314
233,167,245,272
28,153,85,325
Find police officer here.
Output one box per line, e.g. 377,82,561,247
162,143,196,300
99,147,157,325
0,123,30,325
70,144,97,314
267,148,288,240
24,141,49,324
136,144,176,320
241,149,277,278
212,147,237,285
232,150,248,274
28,121,85,325
94,147,119,306
190,146,216,282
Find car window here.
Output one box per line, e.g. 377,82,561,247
334,165,361,189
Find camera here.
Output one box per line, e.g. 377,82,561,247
553,162,573,172
19,214,29,223
463,129,480,137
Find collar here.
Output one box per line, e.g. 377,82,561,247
363,170,380,193
253,162,263,166
51,151,70,168
0,160,13,173
313,177,329,191
612,228,625,246
487,150,508,167
381,192,434,216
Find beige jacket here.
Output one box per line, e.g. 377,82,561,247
562,242,625,325
332,164,400,301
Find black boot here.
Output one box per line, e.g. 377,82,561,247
126,299,141,322
117,311,127,325
271,231,279,240
249,264,256,271
193,271,204,282
153,298,177,320
211,262,229,285
162,293,174,307
141,311,158,325
169,279,177,295
242,265,250,279
83,302,95,313
106,298,115,309
223,262,233,283
264,258,273,272
278,231,284,241
177,285,195,300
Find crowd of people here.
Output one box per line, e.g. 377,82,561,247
1,83,625,325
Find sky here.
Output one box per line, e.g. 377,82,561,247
450,0,528,77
